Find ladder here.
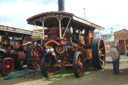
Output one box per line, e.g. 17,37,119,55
24,46,38,78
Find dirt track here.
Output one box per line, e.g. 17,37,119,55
0,55,128,85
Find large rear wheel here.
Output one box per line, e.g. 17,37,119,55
73,51,84,78
0,58,14,76
92,38,106,69
41,53,56,78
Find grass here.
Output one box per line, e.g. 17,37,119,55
42,68,73,81
42,67,96,81
106,50,110,56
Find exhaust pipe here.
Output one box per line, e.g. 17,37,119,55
58,0,65,12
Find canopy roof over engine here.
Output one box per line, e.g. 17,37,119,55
0,24,42,37
27,11,104,31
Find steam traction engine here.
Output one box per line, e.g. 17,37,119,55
0,25,42,76
27,11,106,78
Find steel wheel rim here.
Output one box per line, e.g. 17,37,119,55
77,54,84,76
99,40,105,68
2,59,14,76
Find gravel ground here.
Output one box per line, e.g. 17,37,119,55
0,55,128,85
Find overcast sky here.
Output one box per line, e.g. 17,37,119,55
0,0,128,34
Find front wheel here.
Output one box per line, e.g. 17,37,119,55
73,51,84,78
0,58,14,76
41,53,56,78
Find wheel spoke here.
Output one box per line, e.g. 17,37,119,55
7,61,9,65
101,54,105,57
100,48,104,51
77,55,84,76
48,67,54,77
99,54,105,57
3,65,8,70
100,58,104,65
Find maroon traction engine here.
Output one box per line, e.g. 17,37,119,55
0,25,41,76
27,11,106,78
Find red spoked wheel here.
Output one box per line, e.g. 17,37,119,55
27,44,43,69
0,58,14,76
41,53,56,78
73,52,84,78
31,45,42,69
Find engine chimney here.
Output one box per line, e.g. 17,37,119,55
58,0,65,12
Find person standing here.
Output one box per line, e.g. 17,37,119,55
110,44,120,74
116,42,120,74
116,42,120,54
